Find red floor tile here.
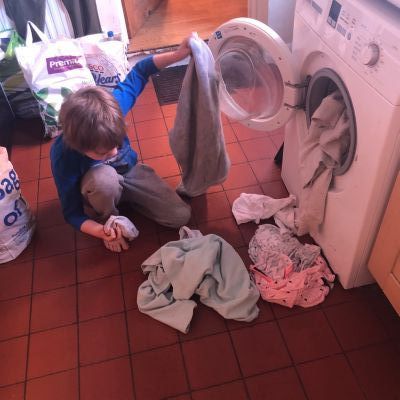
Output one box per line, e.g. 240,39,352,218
230,321,291,377
0,383,24,400
226,142,247,164
182,333,241,390
246,368,306,400
13,158,40,182
161,103,177,118
0,260,32,300
222,124,237,143
347,342,400,400
190,191,232,223
77,246,120,283
78,275,124,321
197,217,244,248
135,88,158,106
230,123,268,141
80,357,134,400
40,139,53,159
33,253,76,293
297,354,365,400
226,299,274,331
20,180,38,208
261,180,289,198
36,199,65,229
26,369,79,400
38,177,58,203
132,103,163,122
132,344,188,400
31,286,77,332
0,336,28,386
126,125,137,141
127,308,179,353
34,225,75,259
278,310,341,363
119,232,160,273
222,163,258,190
139,135,172,159
239,137,277,161
0,296,30,340
39,157,52,179
79,313,129,365
144,155,180,178
135,118,168,140
250,158,282,183
324,300,388,351
27,325,77,379
192,380,248,400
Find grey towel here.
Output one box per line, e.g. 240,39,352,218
169,37,231,197
137,234,260,333
297,90,350,235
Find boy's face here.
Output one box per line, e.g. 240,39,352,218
84,147,118,161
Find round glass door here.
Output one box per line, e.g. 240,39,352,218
215,37,284,121
209,18,300,131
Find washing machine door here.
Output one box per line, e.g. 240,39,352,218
209,17,301,131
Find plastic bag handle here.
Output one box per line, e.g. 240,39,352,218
25,21,49,45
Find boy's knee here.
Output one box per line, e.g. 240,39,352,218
81,165,122,196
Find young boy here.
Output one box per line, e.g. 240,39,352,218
51,34,195,252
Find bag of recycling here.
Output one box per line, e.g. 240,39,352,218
0,147,35,263
0,29,39,119
78,33,128,92
15,21,95,138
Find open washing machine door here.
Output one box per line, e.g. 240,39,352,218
208,17,301,131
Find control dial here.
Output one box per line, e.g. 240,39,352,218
361,43,380,67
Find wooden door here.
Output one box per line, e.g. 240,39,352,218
368,172,400,315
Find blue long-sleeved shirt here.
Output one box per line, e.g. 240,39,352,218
50,56,159,230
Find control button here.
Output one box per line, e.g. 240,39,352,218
361,43,380,66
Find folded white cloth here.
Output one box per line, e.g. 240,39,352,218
104,215,139,241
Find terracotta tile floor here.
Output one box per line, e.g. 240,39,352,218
1,81,400,400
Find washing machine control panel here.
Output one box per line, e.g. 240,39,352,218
296,0,400,105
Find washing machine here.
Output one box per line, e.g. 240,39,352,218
208,0,400,288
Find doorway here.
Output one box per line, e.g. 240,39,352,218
122,0,248,53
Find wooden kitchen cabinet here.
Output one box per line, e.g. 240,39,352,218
368,172,400,315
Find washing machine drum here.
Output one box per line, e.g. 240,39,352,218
209,18,301,131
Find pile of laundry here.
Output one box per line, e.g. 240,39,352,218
136,227,260,333
248,224,335,308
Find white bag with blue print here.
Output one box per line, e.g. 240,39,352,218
0,147,35,263
15,21,95,138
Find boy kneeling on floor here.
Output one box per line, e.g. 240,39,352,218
51,34,196,252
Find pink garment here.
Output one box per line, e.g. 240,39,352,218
250,256,335,308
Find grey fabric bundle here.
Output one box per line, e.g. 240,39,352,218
169,36,231,197
137,234,260,333
297,90,350,235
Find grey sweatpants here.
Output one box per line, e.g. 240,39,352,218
81,163,191,228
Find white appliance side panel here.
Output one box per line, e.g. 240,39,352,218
283,15,400,288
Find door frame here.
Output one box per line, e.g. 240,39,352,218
247,0,269,23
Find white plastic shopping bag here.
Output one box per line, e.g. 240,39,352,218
0,147,35,263
78,33,128,92
15,22,95,138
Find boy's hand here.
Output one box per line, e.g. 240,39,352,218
102,226,129,252
103,236,129,253
174,32,199,61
